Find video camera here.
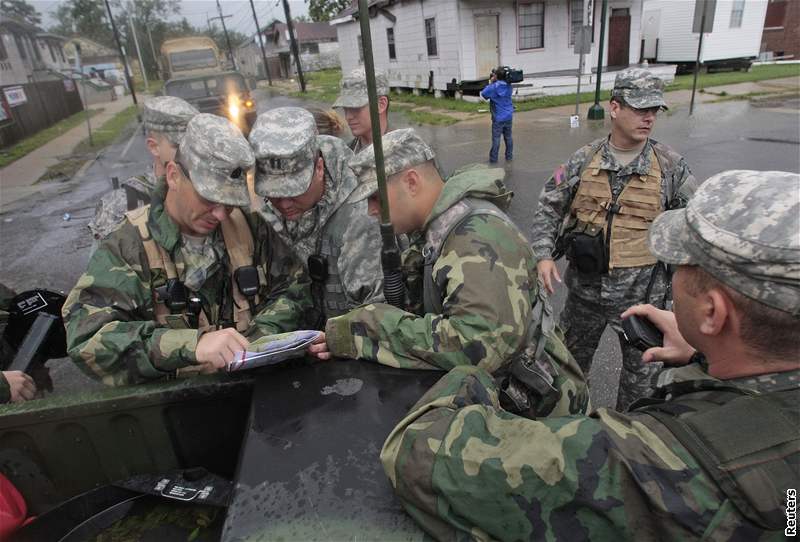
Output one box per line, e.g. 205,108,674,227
492,66,524,84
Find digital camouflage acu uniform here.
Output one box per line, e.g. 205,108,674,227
64,114,310,386
530,68,698,410
326,129,588,418
382,170,800,541
88,96,198,240
249,107,382,327
333,67,389,154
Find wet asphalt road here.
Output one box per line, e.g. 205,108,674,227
1,91,798,407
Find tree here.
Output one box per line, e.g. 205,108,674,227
293,14,311,23
47,0,114,48
308,0,351,22
1,0,42,26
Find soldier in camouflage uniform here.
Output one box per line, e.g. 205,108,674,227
63,114,312,386
88,96,199,241
382,170,800,541
248,107,383,328
531,68,698,410
321,129,588,418
333,67,390,154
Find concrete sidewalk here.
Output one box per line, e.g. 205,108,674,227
0,96,136,206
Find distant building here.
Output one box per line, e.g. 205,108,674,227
238,20,339,79
0,15,70,85
63,37,124,80
641,0,767,68
760,0,799,60
331,0,660,97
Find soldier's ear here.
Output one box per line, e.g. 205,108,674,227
145,134,160,158
403,169,422,196
165,161,181,190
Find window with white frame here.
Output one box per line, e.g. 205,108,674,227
569,0,583,45
730,0,745,28
425,17,437,56
387,27,396,60
518,2,545,50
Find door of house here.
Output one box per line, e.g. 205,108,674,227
608,8,631,68
475,15,499,79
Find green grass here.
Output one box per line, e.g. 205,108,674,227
402,109,459,126
0,109,103,168
667,63,800,91
73,105,139,154
289,68,342,103
134,78,165,95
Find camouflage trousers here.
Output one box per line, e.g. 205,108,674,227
559,291,662,411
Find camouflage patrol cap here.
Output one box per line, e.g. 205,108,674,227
347,128,435,203
333,67,390,108
143,96,199,145
175,113,254,207
648,170,800,315
612,68,668,110
249,107,320,198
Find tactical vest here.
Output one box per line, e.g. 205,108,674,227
570,147,663,269
633,379,799,531
422,197,588,418
126,206,259,334
314,208,353,320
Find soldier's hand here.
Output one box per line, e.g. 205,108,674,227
5,371,36,403
307,332,331,361
537,259,562,294
621,305,696,365
195,328,250,371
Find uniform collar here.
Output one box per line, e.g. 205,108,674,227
599,136,654,176
147,178,182,254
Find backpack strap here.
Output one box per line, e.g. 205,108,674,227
636,381,800,530
219,208,258,333
422,198,512,314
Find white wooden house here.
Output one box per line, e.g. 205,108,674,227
331,0,671,98
641,0,767,66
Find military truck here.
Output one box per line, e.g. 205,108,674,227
160,37,221,81
163,71,258,135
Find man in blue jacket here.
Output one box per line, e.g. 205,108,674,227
481,66,514,163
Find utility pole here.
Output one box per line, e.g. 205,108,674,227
282,0,305,92
128,14,148,92
103,0,139,113
215,0,237,70
587,0,608,120
75,44,93,147
249,0,272,85
146,24,161,81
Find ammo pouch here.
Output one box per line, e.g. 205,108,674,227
565,222,607,275
499,353,560,419
497,280,563,419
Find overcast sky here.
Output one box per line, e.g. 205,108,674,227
30,1,311,37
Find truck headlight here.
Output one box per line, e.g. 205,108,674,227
228,96,240,118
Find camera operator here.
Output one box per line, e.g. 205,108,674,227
480,66,514,164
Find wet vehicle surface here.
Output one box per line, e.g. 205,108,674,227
164,72,258,135
1,359,439,541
